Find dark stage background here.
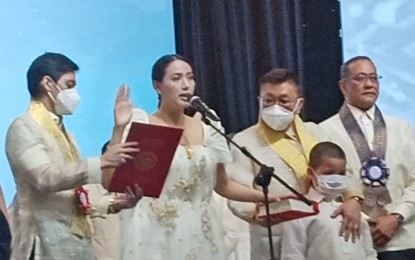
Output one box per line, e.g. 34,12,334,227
173,0,343,134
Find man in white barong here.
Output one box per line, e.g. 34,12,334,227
320,56,415,260
6,52,142,260
227,68,364,260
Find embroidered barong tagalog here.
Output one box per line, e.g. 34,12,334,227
28,101,92,237
257,115,318,193
339,104,392,207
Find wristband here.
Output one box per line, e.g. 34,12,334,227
108,197,121,214
391,213,404,225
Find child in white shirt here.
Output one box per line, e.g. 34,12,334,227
280,141,377,260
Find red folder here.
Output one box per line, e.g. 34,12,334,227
258,196,319,221
108,122,183,197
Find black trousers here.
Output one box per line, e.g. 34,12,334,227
378,249,415,260
0,210,11,260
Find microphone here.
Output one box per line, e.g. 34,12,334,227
189,96,220,121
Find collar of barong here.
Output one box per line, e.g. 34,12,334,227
27,100,91,237
339,103,391,207
28,100,80,162
256,116,318,194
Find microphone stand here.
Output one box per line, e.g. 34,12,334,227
200,114,311,260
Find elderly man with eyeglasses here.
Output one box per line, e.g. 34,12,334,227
320,56,415,260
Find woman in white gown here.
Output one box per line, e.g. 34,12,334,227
113,55,271,260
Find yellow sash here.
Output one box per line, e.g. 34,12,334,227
28,101,91,237
257,115,318,193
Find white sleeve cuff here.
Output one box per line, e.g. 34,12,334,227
87,157,102,184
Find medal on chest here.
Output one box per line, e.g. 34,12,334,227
360,157,389,187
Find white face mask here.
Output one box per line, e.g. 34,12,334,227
315,173,347,200
260,99,301,131
49,83,81,115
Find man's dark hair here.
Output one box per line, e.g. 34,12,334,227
340,56,375,80
259,68,302,97
309,141,346,169
27,52,79,98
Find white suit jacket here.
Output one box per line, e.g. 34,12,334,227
320,112,415,252
226,122,330,260
6,112,104,260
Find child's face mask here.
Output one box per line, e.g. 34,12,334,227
313,171,347,200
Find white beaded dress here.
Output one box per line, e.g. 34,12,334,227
119,109,231,260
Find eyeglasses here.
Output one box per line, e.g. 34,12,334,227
345,74,383,84
260,97,297,107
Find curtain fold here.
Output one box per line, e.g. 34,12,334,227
174,0,343,134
